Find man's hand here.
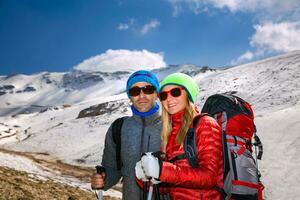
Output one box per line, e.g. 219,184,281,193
91,172,106,190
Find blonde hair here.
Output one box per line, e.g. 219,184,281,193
161,96,197,152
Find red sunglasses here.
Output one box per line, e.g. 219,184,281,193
159,87,184,101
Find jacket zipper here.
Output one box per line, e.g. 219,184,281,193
139,118,146,200
147,135,151,152
140,118,146,155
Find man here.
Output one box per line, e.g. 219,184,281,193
91,70,162,200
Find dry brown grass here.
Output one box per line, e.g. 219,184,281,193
0,166,120,200
0,148,121,200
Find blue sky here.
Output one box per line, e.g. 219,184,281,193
0,0,299,75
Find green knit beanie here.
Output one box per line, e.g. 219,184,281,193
159,73,199,103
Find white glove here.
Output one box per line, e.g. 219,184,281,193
141,152,160,179
135,161,148,181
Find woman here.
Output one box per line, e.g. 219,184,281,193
136,73,223,200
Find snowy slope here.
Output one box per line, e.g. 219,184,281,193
0,51,300,199
256,105,300,199
193,51,300,114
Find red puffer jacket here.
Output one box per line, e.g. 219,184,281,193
159,111,223,200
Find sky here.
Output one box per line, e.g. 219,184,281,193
0,0,300,75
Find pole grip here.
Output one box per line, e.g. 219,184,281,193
96,165,106,174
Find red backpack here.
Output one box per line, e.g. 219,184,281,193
174,94,264,199
200,93,264,200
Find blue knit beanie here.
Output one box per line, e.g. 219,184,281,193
126,70,160,97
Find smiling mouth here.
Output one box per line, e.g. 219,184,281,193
168,104,177,108
138,101,149,104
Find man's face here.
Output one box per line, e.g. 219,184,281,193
129,82,157,112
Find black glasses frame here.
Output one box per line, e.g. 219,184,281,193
129,85,156,97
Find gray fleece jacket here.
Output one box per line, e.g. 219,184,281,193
101,111,162,200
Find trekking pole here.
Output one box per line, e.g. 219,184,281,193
153,183,161,200
93,165,106,200
143,181,147,200
147,182,154,200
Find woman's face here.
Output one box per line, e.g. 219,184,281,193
160,85,188,115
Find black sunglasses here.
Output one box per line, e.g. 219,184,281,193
129,85,156,97
159,87,184,101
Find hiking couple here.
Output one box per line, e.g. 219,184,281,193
91,69,223,200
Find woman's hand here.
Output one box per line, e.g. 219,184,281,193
135,160,148,181
141,152,161,180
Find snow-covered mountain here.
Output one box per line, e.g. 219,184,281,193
0,51,300,199
0,70,130,116
0,64,214,117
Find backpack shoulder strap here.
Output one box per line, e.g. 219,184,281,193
192,113,208,127
169,114,208,168
185,113,209,168
112,116,128,170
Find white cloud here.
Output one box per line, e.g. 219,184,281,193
167,0,300,20
141,20,160,35
166,0,300,64
168,0,183,17
167,0,259,16
117,18,135,31
250,21,300,53
231,51,254,65
232,21,300,65
117,19,159,35
74,49,167,72
117,23,129,30
167,0,205,16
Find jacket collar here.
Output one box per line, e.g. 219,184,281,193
171,109,185,127
132,110,161,126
